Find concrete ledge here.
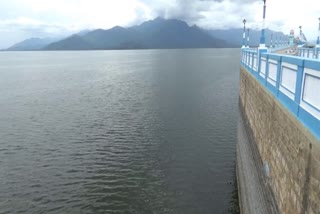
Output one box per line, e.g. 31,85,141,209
237,101,280,214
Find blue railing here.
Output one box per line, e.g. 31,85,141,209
268,44,291,53
298,47,320,59
241,48,320,139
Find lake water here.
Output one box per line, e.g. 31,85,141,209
0,49,240,214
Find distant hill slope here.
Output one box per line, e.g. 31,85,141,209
208,28,286,47
132,18,233,48
45,35,92,50
44,18,234,50
6,37,58,51
4,30,89,51
6,18,288,51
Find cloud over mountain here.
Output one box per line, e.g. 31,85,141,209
0,0,319,48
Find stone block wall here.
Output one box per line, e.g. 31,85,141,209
239,66,320,214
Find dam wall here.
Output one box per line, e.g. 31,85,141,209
238,49,320,214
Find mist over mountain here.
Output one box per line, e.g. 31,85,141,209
3,30,89,51
5,38,59,51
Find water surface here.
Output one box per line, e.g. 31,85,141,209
0,49,240,214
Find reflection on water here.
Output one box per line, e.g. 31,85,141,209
0,49,240,214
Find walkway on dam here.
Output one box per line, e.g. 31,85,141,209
236,110,279,214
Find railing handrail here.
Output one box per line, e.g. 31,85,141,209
296,46,320,59
241,48,320,140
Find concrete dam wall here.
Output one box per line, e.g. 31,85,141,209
237,65,320,214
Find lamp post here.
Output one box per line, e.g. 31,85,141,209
242,19,247,48
259,0,267,48
316,18,320,58
257,0,267,79
247,28,250,48
271,33,273,48
317,18,320,46
299,26,303,46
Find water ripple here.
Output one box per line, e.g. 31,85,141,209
0,49,240,214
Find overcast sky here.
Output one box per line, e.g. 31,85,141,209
0,0,319,48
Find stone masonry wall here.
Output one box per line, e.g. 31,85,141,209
239,66,320,214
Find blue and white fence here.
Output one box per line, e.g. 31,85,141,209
268,44,291,53
241,49,320,139
298,47,320,59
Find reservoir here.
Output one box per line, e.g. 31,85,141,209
0,49,240,214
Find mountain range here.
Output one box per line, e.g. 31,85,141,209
45,18,231,50
5,37,59,51
208,28,286,47
4,17,286,51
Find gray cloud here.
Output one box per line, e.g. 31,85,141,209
0,0,298,48
154,0,216,23
165,0,209,21
140,0,262,29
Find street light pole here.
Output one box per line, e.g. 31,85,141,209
259,0,267,48
257,0,267,77
299,26,302,37
299,26,303,46
242,19,247,49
